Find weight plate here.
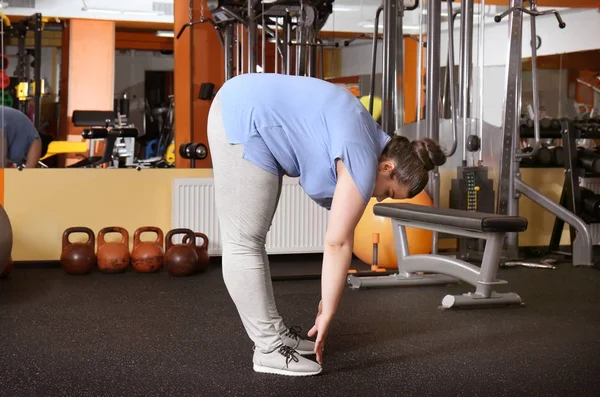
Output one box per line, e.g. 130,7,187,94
195,144,208,160
1,91,12,107
179,143,190,159
303,6,316,27
0,71,9,89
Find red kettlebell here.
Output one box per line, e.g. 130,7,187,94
182,232,210,272
97,227,130,274
60,227,96,275
131,226,164,273
164,228,199,277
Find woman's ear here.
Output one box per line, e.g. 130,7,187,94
379,160,395,174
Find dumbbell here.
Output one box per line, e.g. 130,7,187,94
550,146,564,167
179,142,208,168
580,187,600,219
577,147,600,174
520,146,552,167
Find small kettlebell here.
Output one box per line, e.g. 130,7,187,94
131,226,164,273
182,232,210,272
164,228,199,277
60,227,96,275
97,227,130,274
1,256,12,278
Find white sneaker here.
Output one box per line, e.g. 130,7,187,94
281,326,316,355
253,345,322,377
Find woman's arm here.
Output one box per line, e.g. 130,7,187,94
320,159,368,317
309,159,368,363
25,138,42,169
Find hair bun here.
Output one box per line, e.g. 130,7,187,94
410,138,447,171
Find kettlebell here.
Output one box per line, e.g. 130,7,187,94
182,232,210,272
97,227,130,274
164,228,199,277
1,256,12,278
60,227,96,275
131,226,164,273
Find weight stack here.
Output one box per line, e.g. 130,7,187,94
449,167,495,261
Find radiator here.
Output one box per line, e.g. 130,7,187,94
172,177,329,255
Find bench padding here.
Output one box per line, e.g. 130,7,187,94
373,203,528,233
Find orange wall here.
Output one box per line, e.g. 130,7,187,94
67,19,116,137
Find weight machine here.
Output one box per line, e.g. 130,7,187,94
1,13,44,131
347,0,578,296
177,0,334,81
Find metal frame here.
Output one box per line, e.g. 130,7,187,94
347,217,523,309
425,0,441,254
4,13,43,131
493,1,590,265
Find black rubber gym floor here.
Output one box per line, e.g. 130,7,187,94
1,256,599,397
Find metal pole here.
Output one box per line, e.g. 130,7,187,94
33,14,42,131
240,24,245,74
319,39,325,78
308,29,318,77
284,12,292,75
496,0,524,258
17,31,27,115
369,6,384,116
382,0,398,136
478,0,486,164
415,0,423,122
224,24,235,80
248,0,257,73
460,0,474,164
261,2,266,72
274,17,279,73
425,0,441,253
394,1,405,130
236,24,241,75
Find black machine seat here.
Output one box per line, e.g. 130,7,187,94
72,110,115,127
374,203,528,233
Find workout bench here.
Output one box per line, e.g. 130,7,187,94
347,204,528,309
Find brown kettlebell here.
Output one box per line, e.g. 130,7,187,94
164,228,199,277
1,256,13,278
97,227,130,274
131,226,164,273
182,232,210,272
60,227,96,275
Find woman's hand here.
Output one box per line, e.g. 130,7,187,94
308,300,333,364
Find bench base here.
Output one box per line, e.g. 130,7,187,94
441,292,523,309
347,273,458,289
348,212,525,310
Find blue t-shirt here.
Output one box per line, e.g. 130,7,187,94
1,106,40,165
218,73,391,210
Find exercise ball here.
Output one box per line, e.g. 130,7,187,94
0,204,13,275
359,95,383,122
353,191,433,269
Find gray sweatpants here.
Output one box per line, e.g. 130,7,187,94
207,93,287,353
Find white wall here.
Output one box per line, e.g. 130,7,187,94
440,8,600,68
114,49,173,131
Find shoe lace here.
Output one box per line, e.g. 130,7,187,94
278,345,300,367
284,326,303,341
